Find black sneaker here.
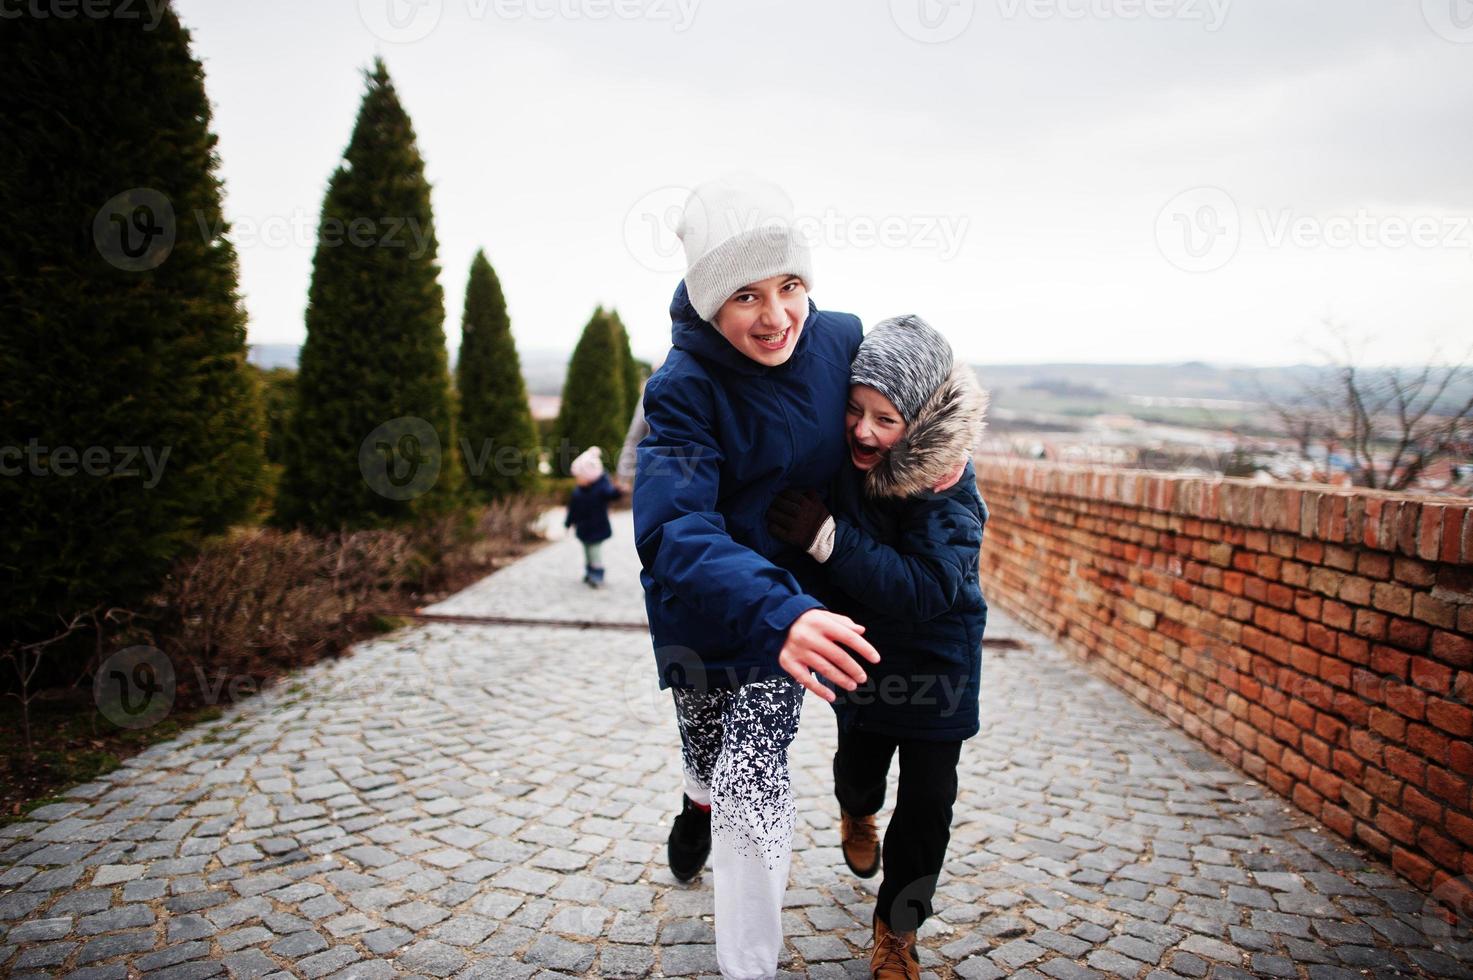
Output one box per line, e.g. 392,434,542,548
667,794,711,883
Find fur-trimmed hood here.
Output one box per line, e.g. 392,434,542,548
863,362,989,499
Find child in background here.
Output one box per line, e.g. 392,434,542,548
566,447,625,588
766,315,989,980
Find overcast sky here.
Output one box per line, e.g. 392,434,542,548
175,0,1472,366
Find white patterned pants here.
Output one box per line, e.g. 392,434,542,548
671,675,805,980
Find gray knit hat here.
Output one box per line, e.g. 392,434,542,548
850,315,954,424
677,174,815,322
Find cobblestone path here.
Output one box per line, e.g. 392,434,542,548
2,511,1470,979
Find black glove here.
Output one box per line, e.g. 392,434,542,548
766,489,831,550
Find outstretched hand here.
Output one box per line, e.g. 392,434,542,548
777,609,880,702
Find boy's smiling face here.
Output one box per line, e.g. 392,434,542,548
846,384,907,471
711,274,807,367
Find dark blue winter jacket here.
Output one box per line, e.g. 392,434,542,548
565,474,622,543
823,461,988,740
818,364,991,740
634,283,863,691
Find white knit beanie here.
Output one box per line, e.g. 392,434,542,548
677,174,815,323
570,446,604,485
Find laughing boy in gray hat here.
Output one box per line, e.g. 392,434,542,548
767,314,990,980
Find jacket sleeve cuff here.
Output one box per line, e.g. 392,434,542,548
762,592,826,662
807,516,837,563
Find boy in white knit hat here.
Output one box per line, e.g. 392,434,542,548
633,174,882,979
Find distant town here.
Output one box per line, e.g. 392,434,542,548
248,344,1473,498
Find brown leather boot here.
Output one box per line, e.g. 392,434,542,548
870,913,920,980
840,808,880,878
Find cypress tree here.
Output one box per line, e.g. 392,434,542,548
255,366,298,468
456,250,538,499
274,59,463,531
553,309,628,476
0,1,265,652
609,308,644,424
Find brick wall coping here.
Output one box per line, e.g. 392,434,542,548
975,457,1473,564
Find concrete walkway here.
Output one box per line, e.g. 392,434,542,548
1,511,1470,979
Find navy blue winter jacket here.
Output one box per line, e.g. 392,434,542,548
823,460,988,740
634,283,863,691
817,363,991,741
565,474,622,543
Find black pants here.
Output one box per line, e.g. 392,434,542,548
834,726,962,933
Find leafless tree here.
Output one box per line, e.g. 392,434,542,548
3,610,90,761
1267,323,1473,493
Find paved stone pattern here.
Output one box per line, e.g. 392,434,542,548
427,507,646,625
3,512,1471,979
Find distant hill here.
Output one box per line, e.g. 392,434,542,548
248,344,573,395
247,344,300,371
247,345,1471,418
974,362,1473,420
970,362,1321,404
518,348,576,397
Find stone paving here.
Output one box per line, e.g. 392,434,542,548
2,510,1472,979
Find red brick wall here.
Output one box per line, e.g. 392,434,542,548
975,458,1473,896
